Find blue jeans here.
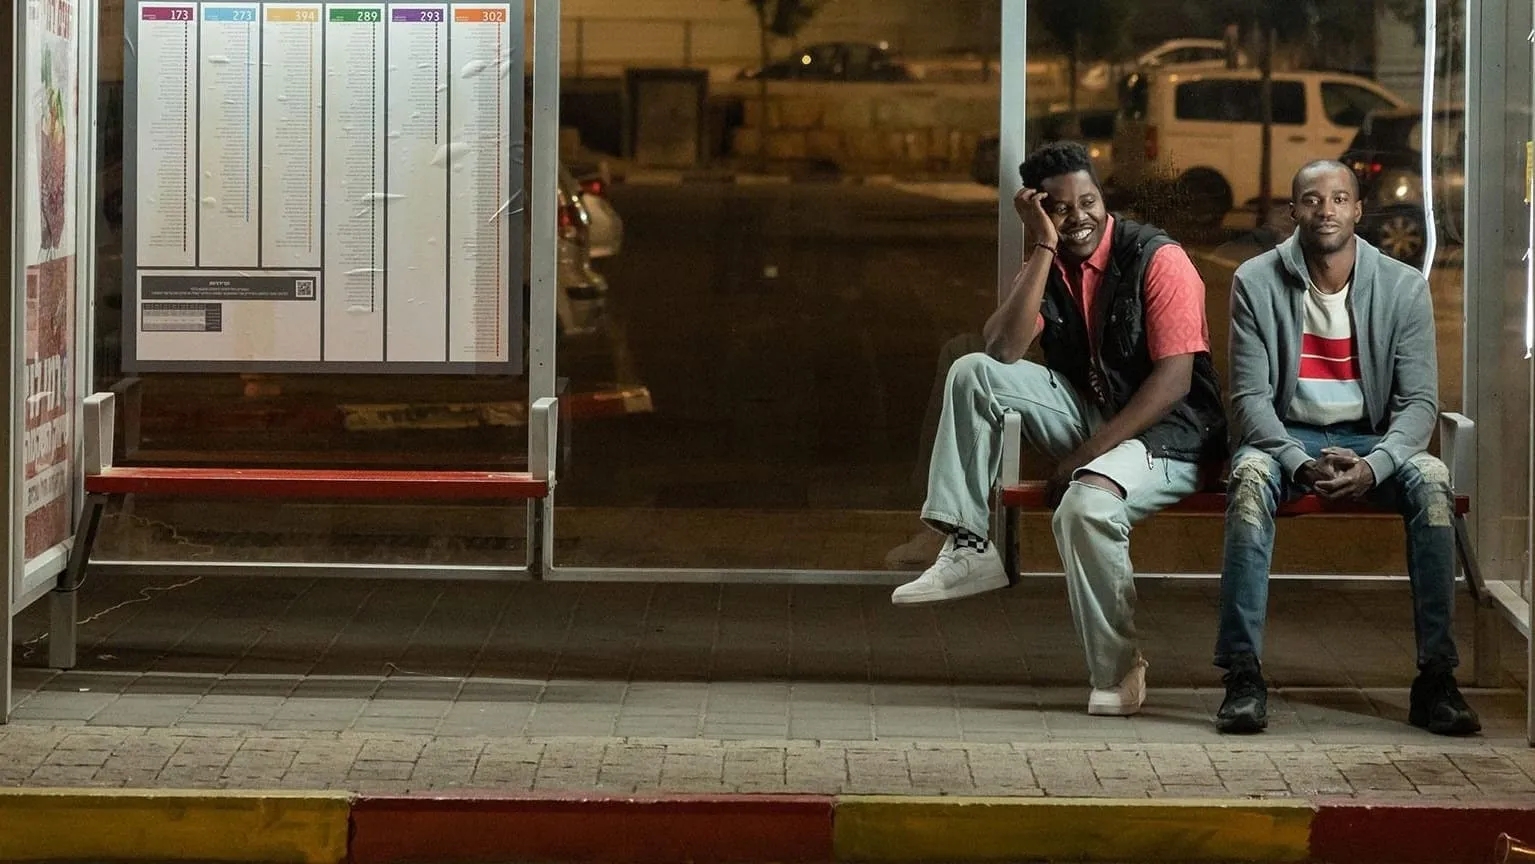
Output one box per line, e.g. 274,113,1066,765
1214,422,1459,670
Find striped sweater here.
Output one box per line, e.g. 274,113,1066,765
1285,281,1366,426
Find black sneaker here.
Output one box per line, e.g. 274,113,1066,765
1409,662,1481,736
1215,653,1268,734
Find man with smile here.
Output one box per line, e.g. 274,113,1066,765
891,141,1226,716
1214,160,1480,736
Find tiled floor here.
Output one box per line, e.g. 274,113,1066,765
4,573,1532,797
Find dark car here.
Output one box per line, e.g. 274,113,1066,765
738,42,912,82
970,109,1117,187
1342,105,1465,266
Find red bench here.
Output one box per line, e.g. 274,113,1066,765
993,410,1489,604
48,391,559,669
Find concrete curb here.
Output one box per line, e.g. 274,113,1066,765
1,789,1531,863
834,796,1314,862
349,793,833,864
0,789,352,864
1309,800,1535,864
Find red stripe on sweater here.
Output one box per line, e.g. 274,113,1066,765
1301,333,1355,359
1299,354,1362,380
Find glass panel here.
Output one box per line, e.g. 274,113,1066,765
555,2,1002,569
1490,0,1534,599
1066,0,1461,578
549,0,1463,578
88,0,538,566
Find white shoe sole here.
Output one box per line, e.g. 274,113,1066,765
890,570,1008,605
1087,696,1143,716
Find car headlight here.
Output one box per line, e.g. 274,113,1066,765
1376,170,1422,204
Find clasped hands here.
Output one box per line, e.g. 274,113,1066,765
1296,447,1376,500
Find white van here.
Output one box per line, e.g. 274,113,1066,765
1111,68,1404,226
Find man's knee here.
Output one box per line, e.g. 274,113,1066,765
944,351,994,393
1053,474,1127,535
1075,471,1126,499
1399,452,1454,528
1227,453,1279,528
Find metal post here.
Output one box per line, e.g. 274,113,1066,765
573,17,583,79
531,0,560,574
682,19,693,68
997,0,1026,303
0,0,16,723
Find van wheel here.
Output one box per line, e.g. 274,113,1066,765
1175,169,1232,233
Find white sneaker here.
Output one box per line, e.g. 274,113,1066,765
1088,655,1149,716
883,530,944,570
890,537,1008,605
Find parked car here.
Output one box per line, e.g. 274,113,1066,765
1341,104,1465,266
555,163,611,337
738,42,912,82
1137,37,1248,70
1111,67,1404,227
971,109,1117,187
574,171,623,259
1082,38,1251,93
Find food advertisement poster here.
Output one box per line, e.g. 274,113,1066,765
20,0,80,565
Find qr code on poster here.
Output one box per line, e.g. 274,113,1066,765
295,279,316,299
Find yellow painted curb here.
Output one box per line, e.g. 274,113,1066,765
833,796,1315,862
0,789,353,863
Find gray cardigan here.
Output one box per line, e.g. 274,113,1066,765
1228,233,1438,484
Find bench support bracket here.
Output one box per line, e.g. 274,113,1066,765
50,492,108,670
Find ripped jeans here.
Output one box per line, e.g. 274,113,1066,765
1214,423,1460,670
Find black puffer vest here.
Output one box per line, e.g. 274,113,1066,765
1039,217,1227,464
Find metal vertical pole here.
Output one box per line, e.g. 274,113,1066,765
530,0,559,575
997,0,1026,303
0,0,17,723
1525,4,1535,747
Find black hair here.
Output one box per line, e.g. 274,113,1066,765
1291,159,1360,200
1019,140,1102,192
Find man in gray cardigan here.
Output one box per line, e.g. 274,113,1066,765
1215,160,1479,736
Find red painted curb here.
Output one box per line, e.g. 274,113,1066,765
349,793,835,864
1311,800,1535,864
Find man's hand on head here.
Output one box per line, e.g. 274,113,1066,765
1013,187,1060,252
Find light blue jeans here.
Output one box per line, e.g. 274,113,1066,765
921,353,1202,687
1215,422,1459,670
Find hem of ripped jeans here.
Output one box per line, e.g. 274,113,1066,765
1211,647,1259,670
1417,653,1461,671
920,508,987,539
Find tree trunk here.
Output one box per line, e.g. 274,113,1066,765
1256,20,1275,230
756,2,770,173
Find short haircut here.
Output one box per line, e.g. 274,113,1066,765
1291,159,1360,201
1019,140,1101,192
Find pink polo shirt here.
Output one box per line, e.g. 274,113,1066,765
1036,215,1210,361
